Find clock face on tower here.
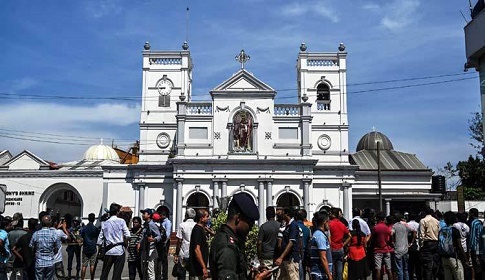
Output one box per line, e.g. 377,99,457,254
156,79,173,96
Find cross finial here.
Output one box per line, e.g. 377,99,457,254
235,49,250,69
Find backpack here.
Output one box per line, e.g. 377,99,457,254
438,226,455,257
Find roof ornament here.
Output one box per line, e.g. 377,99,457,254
235,49,250,69
300,42,307,52
372,126,376,132
100,138,104,145
144,41,151,50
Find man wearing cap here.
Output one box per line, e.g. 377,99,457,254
157,207,172,280
8,212,26,280
209,193,271,280
67,216,83,279
140,208,162,280
97,203,131,280
174,208,197,279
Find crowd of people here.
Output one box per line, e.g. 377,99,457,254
1,197,485,280
256,205,485,280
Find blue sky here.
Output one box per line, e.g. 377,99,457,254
0,0,481,174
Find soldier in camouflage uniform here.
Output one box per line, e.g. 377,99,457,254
209,193,272,280
67,216,83,279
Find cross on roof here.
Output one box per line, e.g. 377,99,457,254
235,49,250,69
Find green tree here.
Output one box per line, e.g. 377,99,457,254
209,212,259,263
447,112,485,200
468,112,483,152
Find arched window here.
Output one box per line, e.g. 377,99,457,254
186,192,210,209
317,84,330,101
277,193,300,208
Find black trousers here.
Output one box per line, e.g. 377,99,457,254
67,245,81,272
420,241,438,280
100,253,126,280
408,250,422,280
128,259,143,280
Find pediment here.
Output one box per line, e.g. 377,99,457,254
3,150,49,170
211,69,275,93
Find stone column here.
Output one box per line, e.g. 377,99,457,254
176,179,184,228
303,179,312,214
176,101,187,155
102,182,108,212
221,180,228,198
258,180,265,226
212,180,220,209
139,184,146,211
266,180,273,208
300,102,312,156
134,185,140,214
385,199,391,216
342,182,351,221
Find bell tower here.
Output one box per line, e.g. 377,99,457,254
139,42,193,163
297,43,349,164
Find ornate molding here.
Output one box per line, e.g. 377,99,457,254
215,106,230,112
257,107,271,114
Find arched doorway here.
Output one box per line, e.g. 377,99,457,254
276,192,300,208
40,183,83,220
186,192,210,210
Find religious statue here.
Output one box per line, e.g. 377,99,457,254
233,111,252,152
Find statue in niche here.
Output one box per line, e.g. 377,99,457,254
233,111,253,152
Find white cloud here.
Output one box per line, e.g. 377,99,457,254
85,0,123,19
381,0,420,31
0,102,140,128
279,1,339,23
362,3,380,10
10,78,38,92
0,102,140,162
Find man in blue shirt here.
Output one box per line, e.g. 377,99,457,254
297,209,311,280
275,207,301,280
30,215,61,280
80,213,99,280
0,216,11,280
158,207,172,280
310,211,332,280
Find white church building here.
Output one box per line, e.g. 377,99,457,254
0,43,440,227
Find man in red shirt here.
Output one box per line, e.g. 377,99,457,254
371,212,395,280
329,208,350,280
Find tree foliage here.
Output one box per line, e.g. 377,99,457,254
468,112,483,151
209,211,259,263
447,112,485,200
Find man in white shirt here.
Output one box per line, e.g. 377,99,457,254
349,208,371,241
97,203,130,280
174,208,197,279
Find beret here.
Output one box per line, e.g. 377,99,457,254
232,192,259,221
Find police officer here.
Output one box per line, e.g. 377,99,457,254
209,193,272,280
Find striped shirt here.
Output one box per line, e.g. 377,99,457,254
469,218,483,253
29,227,61,268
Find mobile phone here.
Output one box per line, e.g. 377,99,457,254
268,266,279,272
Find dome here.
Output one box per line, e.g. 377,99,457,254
83,142,120,161
356,131,394,152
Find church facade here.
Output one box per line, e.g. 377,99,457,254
0,43,439,227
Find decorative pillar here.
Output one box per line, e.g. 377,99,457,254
342,182,351,221
134,185,140,214
266,180,273,208
303,179,312,214
300,102,312,156
212,180,220,210
176,179,184,227
102,181,109,212
258,180,265,226
139,184,146,211
176,101,187,155
385,199,391,216
221,180,228,198
253,123,259,153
